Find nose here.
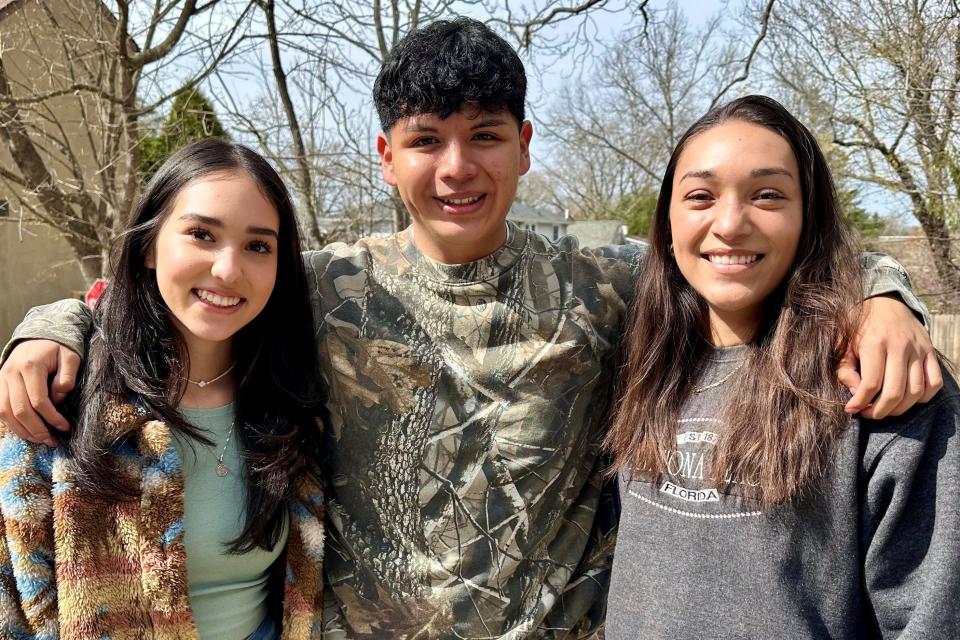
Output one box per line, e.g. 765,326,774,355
437,141,477,182
210,247,242,284
711,194,752,241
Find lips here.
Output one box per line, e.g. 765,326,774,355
193,288,244,308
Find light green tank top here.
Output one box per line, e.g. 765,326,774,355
177,404,288,640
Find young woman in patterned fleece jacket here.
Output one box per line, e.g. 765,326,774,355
0,140,326,640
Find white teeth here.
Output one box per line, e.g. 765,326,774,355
442,195,481,205
707,254,760,265
195,289,241,307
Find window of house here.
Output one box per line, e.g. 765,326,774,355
552,224,559,241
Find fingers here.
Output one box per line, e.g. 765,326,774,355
51,348,80,405
886,354,926,417
845,339,883,415
836,348,862,399
862,343,909,419
851,295,942,419
920,350,944,403
2,376,55,446
0,339,74,445
22,360,69,432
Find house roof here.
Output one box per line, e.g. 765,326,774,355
566,220,626,248
508,202,567,224
0,0,123,32
0,0,21,21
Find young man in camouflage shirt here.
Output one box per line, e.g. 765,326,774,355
0,18,940,640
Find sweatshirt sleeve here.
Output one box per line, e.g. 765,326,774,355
1,299,93,364
860,386,960,638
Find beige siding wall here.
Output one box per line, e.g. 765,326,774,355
0,224,87,342
0,0,113,341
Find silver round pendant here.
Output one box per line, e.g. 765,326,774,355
216,463,228,477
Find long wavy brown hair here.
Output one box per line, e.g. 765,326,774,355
604,95,862,507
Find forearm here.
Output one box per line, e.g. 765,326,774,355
1,299,92,364
861,252,930,326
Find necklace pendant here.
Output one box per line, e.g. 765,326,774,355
216,462,228,477
197,380,208,388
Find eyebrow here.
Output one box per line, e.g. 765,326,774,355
751,167,793,178
471,118,510,129
678,167,794,182
679,169,715,182
404,123,438,133
178,213,278,238
403,117,511,133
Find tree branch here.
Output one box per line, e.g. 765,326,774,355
708,0,775,109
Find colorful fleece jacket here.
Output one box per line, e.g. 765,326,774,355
0,401,326,640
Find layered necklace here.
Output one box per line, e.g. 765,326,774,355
184,362,237,476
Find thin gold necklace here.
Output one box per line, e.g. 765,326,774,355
693,363,743,394
215,422,235,477
186,362,235,388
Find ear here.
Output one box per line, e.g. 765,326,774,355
145,246,156,270
518,120,533,177
376,132,398,186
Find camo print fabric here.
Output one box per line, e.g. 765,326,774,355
307,224,642,639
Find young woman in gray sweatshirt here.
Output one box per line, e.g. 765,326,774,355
604,95,959,639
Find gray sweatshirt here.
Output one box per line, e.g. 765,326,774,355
606,347,960,640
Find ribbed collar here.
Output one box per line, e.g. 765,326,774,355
396,221,527,285
703,343,750,364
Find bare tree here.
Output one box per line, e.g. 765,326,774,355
536,2,775,222
767,0,960,303
0,0,253,281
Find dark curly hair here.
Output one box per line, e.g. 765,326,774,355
373,17,526,132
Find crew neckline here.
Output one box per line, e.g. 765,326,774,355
396,220,527,285
702,343,750,364
179,402,235,418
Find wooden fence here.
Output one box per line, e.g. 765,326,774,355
930,314,960,366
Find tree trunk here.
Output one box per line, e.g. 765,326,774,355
391,192,409,232
915,204,960,311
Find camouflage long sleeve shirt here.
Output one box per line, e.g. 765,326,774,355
3,224,928,640
307,226,640,639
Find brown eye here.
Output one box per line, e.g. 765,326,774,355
756,190,784,200
187,227,214,241
248,240,273,255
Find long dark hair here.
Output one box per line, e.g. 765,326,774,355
605,95,861,507
68,139,324,551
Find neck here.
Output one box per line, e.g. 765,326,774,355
410,223,507,264
707,307,759,347
185,337,233,381
178,335,236,409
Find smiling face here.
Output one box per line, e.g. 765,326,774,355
669,120,804,345
146,171,280,356
377,109,533,264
